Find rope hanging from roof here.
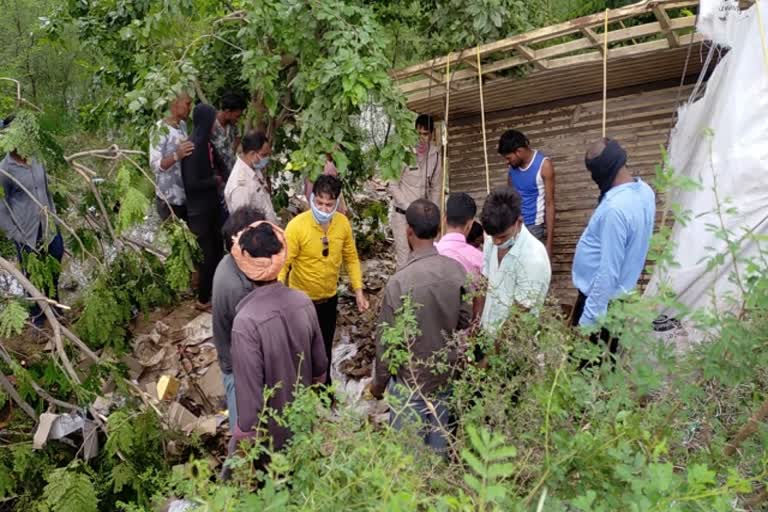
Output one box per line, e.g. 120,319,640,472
602,8,609,137
476,45,491,194
756,0,768,74
440,54,451,232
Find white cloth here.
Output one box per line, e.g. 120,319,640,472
481,225,551,334
644,0,768,319
224,157,278,223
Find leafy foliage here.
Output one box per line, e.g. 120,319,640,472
21,250,61,298
379,293,422,375
38,466,99,512
115,164,151,233
461,425,517,509
0,300,29,338
0,110,41,160
163,219,201,292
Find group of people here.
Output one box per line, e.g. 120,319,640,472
0,93,655,464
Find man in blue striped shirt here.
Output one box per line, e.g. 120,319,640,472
571,138,655,339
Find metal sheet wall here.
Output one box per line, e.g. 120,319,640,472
446,84,693,306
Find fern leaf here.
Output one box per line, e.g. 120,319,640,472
491,445,517,461
461,448,487,479
0,300,29,338
466,424,484,454
39,467,99,512
462,473,483,495
110,462,135,493
487,462,516,480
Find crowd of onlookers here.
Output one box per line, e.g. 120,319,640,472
0,90,655,469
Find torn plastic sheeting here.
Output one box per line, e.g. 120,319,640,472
33,412,99,458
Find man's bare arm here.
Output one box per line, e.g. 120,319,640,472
541,159,556,258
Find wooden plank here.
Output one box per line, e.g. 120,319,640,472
514,44,550,70
580,27,603,54
653,4,680,48
392,0,698,80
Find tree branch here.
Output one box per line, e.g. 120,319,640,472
0,257,81,385
0,345,79,411
0,368,37,421
0,77,43,112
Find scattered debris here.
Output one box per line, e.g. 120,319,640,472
33,411,99,459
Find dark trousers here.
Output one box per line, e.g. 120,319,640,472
156,197,188,222
15,226,65,326
313,295,338,386
571,291,620,367
187,211,223,304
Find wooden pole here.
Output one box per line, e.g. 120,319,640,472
440,57,451,234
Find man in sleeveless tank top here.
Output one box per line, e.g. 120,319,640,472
498,130,555,258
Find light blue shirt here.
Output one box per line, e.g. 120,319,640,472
572,178,656,326
481,225,551,334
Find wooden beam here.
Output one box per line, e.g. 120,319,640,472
392,0,697,80
652,4,680,48
581,27,604,54
514,44,549,70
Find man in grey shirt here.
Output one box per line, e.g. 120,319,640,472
211,206,266,433
370,199,470,454
0,119,64,327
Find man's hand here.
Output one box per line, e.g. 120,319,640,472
175,140,194,160
355,289,369,313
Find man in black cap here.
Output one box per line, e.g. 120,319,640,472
571,138,656,357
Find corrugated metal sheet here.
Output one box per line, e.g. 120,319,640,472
409,44,705,120
446,84,694,306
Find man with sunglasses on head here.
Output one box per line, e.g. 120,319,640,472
279,174,369,387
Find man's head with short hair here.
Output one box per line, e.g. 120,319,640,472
170,92,193,121
240,131,271,166
239,223,283,260
498,129,530,168
445,192,477,236
222,206,266,251
467,221,484,249
218,92,247,125
481,187,523,246
406,198,441,249
313,174,342,201
415,114,435,146
586,137,608,161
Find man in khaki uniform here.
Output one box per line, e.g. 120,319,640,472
389,114,442,268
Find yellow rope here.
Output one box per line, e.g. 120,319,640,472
756,0,768,74
477,45,490,194
440,56,450,229
602,8,609,137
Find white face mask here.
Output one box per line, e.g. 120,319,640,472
495,233,518,250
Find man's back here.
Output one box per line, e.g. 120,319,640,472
373,247,469,395
230,282,326,449
436,232,483,275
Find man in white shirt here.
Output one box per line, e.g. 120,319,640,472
224,131,278,224
477,187,551,335
149,92,194,221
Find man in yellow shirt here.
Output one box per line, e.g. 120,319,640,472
279,175,369,385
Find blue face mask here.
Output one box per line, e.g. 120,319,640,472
252,156,270,171
310,193,339,225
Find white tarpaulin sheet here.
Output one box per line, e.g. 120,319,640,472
645,0,768,316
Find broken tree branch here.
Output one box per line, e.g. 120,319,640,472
0,368,37,421
0,345,79,411
0,257,81,386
